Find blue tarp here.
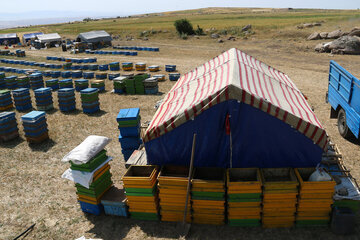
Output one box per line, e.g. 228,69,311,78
0,33,20,45
145,100,323,168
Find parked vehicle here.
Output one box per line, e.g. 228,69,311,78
327,60,360,138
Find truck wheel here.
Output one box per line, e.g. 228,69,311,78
337,109,352,138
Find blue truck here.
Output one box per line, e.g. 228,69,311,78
328,60,360,139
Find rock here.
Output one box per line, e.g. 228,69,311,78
218,39,224,43
319,32,328,39
315,42,331,53
328,36,360,54
143,37,148,41
348,28,360,37
242,24,252,32
313,22,322,26
227,36,236,41
162,30,168,33
303,23,314,28
210,27,216,31
211,33,220,39
307,32,321,40
327,29,342,39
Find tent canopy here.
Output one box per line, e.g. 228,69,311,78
0,33,18,39
144,48,328,168
77,30,112,43
23,32,43,41
36,33,61,43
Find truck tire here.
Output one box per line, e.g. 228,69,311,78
337,109,352,138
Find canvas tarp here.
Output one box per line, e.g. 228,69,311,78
77,30,112,43
0,33,18,39
36,33,61,43
23,32,43,41
144,48,328,168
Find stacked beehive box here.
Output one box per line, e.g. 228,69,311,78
59,79,73,89
29,73,44,90
158,165,191,222
45,79,59,90
109,62,120,71
113,76,126,94
135,62,146,71
34,87,53,111
143,77,158,94
295,168,335,227
169,73,181,81
58,88,76,112
4,76,17,89
153,74,165,82
227,168,262,227
80,88,100,114
122,165,160,221
73,149,113,215
50,71,61,78
261,168,299,228
108,73,120,80
17,76,30,88
91,80,105,92
122,62,133,71
61,71,71,78
165,65,176,72
95,73,107,80
148,65,159,72
99,64,109,71
0,112,19,142
0,72,5,88
83,72,95,79
191,167,226,225
0,90,13,111
72,70,82,79
75,79,88,92
21,111,49,143
134,74,148,94
124,78,136,95
117,108,142,161
12,88,32,111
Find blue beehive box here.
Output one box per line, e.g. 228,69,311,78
169,73,181,81
61,71,71,78
116,108,140,124
34,88,53,110
72,71,83,79
108,73,120,80
0,111,19,142
58,88,76,112
101,186,128,217
79,201,103,216
12,88,32,111
99,64,109,71
165,65,176,72
118,134,141,150
83,72,95,79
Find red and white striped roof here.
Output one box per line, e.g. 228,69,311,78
144,48,328,150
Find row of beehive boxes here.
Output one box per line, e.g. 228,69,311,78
121,165,336,227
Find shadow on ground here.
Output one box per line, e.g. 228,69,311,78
29,138,56,152
0,136,24,148
85,214,360,240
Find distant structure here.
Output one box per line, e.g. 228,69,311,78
34,33,62,48
76,30,112,50
0,33,20,45
22,32,43,45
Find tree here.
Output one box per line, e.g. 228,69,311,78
174,19,194,35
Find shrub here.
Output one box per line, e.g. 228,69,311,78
195,25,205,35
174,19,194,35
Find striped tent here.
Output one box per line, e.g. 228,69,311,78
144,48,328,168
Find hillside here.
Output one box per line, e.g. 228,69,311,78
0,7,359,40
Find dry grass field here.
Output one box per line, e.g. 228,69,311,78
1,7,360,240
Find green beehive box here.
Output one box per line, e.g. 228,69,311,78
70,150,107,172
80,92,99,102
130,212,159,221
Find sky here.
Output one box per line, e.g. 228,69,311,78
1,0,359,16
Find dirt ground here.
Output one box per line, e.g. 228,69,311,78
1,36,360,240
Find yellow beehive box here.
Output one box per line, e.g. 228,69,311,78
261,168,299,191
295,168,336,194
122,165,159,187
227,168,262,192
191,167,226,190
